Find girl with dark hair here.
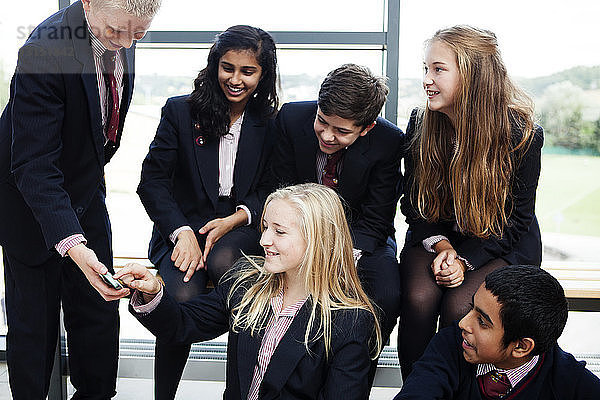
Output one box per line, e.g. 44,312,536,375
398,25,544,378
137,25,279,399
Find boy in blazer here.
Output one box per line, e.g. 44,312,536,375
0,0,159,398
271,64,404,354
395,265,600,400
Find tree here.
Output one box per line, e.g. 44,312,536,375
537,81,598,150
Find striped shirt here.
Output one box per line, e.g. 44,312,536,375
219,113,244,197
86,19,125,140
55,13,124,257
476,355,539,389
169,114,250,244
247,289,308,400
315,149,344,185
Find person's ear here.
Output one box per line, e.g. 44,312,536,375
360,121,376,137
511,338,535,359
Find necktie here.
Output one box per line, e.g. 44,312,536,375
477,370,511,399
322,151,343,188
102,50,120,143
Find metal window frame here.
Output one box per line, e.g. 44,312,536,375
45,1,401,399
58,0,400,124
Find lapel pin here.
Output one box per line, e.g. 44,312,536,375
195,135,205,146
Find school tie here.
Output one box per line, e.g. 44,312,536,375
477,370,511,399
102,50,120,143
321,151,343,189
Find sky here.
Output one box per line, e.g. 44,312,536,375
1,0,600,80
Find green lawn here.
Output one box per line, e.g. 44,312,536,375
537,154,600,236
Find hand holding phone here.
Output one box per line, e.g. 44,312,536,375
100,271,124,290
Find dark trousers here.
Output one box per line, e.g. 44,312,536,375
356,237,402,385
153,197,261,400
3,191,119,399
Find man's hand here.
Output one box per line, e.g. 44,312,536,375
114,262,162,303
171,230,203,282
199,209,247,263
68,243,130,301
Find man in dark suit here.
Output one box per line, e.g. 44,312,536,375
0,0,160,398
271,64,404,373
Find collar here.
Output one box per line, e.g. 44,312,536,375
269,288,308,318
83,9,108,57
476,355,540,388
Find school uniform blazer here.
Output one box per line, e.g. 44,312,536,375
131,273,375,400
395,324,600,400
271,101,404,254
0,0,135,265
400,109,543,268
137,95,275,264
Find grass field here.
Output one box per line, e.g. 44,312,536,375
537,153,600,236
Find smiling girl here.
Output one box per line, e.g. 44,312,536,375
398,25,544,378
117,183,382,400
136,25,278,399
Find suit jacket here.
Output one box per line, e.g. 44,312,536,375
131,271,375,400
395,324,600,400
271,101,404,254
137,95,275,264
0,0,135,265
400,109,543,268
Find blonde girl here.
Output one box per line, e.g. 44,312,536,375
116,183,381,400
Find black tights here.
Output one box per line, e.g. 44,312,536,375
154,226,261,400
397,245,507,379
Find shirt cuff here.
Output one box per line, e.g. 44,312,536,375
422,235,449,253
130,286,164,315
55,234,87,257
456,255,474,271
170,226,193,244
352,248,363,264
236,205,252,226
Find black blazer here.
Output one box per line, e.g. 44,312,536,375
0,0,135,264
131,273,375,400
137,95,275,264
271,101,404,254
400,109,543,268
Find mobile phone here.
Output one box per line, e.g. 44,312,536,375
100,272,124,290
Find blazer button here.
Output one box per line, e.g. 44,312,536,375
75,206,84,215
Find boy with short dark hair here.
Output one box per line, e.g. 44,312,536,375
271,64,404,378
395,265,600,399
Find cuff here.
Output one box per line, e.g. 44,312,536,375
422,235,449,253
55,234,87,257
170,226,193,244
456,255,474,271
352,248,363,264
236,205,252,226
130,286,164,315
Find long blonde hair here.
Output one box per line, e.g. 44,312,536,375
413,25,536,238
225,183,381,358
